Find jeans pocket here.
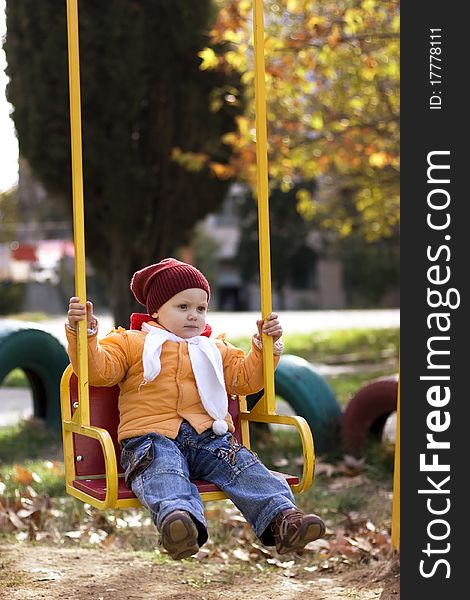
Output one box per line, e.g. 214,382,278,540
214,436,260,483
121,437,154,486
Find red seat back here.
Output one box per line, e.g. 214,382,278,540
69,374,241,477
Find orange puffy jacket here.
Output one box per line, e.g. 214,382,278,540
66,321,279,442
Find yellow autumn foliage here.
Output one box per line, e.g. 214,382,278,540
207,0,399,242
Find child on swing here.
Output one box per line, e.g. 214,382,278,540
66,258,325,560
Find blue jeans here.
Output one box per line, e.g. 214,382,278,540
120,422,296,546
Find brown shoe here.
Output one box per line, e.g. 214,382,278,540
271,508,325,555
160,510,199,560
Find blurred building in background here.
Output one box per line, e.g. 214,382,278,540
197,183,346,311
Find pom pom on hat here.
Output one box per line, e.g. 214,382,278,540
130,258,210,315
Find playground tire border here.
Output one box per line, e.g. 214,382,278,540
340,374,398,456
248,354,343,455
0,320,69,429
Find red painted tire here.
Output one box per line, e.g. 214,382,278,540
340,374,398,456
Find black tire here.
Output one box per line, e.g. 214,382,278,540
340,374,398,456
0,320,69,430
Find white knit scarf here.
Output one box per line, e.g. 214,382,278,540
141,322,228,435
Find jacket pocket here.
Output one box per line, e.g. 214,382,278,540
120,437,154,486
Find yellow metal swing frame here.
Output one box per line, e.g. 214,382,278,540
60,0,315,510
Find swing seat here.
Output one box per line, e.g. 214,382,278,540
60,364,315,510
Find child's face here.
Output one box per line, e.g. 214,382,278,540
152,288,208,338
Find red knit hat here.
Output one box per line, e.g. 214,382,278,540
130,258,210,314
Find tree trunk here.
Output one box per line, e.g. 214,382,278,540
108,248,135,328
274,278,286,311
107,240,176,327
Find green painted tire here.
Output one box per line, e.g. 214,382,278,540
0,320,69,430
248,354,342,454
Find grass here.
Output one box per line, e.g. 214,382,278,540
0,458,65,498
0,419,62,464
230,327,399,365
1,368,28,387
0,420,64,498
284,328,399,364
1,312,50,322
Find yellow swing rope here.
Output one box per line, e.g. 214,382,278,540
252,0,276,415
66,0,90,426
65,0,277,420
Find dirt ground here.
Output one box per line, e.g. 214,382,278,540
0,544,399,600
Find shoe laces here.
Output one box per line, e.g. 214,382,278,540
272,509,305,538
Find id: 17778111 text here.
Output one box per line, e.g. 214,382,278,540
429,28,443,110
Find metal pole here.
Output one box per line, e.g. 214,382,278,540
252,0,275,414
66,0,90,425
391,371,400,550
